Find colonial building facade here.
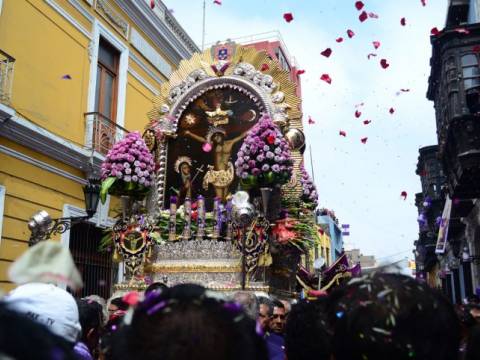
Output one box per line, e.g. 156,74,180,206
0,0,197,294
420,0,480,302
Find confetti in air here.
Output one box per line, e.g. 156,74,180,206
321,48,332,58
283,12,294,23
355,1,364,10
361,137,368,144
320,74,332,84
308,116,315,125
336,37,344,43
359,11,368,22
430,27,440,36
339,130,347,137
400,191,408,200
372,41,381,49
260,63,269,71
400,17,406,26
61,74,72,80
347,29,355,38
380,59,390,69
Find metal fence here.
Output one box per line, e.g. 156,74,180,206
0,49,15,105
85,112,129,155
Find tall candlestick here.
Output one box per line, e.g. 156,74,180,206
168,196,177,241
182,197,192,240
225,197,233,241
196,195,205,240
212,197,221,240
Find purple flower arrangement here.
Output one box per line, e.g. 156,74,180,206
300,163,318,206
235,114,293,187
100,132,155,203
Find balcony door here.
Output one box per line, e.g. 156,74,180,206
95,38,119,121
93,38,120,153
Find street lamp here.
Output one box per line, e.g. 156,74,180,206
28,178,101,246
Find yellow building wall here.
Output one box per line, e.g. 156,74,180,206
124,74,157,131
0,0,91,147
0,138,85,289
0,0,183,292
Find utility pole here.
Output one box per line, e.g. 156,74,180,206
201,0,206,51
309,145,316,182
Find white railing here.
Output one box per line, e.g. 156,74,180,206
0,49,15,106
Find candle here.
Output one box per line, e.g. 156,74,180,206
225,197,233,241
168,196,177,241
182,197,192,240
212,197,220,240
196,195,205,240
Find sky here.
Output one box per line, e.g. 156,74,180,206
162,0,448,264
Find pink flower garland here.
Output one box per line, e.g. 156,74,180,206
101,131,155,187
300,163,319,206
235,114,293,186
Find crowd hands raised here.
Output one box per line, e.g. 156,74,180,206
1,273,480,360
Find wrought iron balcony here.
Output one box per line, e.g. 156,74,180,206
84,112,129,156
0,49,15,106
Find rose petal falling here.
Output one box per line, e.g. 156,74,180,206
372,41,381,49
400,17,406,26
347,29,355,38
297,69,305,75
421,0,426,6
363,120,371,125
308,116,315,125
361,137,368,144
400,191,408,200
430,27,440,36
367,53,377,60
283,12,294,23
359,11,368,22
336,37,344,43
61,74,72,80
355,110,362,118
339,130,347,137
321,48,332,57
261,63,270,71
389,107,395,114
355,1,364,10
380,59,390,69
150,0,155,9
213,0,221,4
320,74,332,84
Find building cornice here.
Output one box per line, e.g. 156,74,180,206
0,109,104,175
113,0,198,64
0,145,87,185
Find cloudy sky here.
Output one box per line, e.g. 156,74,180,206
163,0,448,264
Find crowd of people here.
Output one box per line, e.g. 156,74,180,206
1,273,480,360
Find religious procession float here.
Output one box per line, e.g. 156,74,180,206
100,42,357,298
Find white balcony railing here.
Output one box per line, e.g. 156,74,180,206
0,49,15,106
84,112,128,156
